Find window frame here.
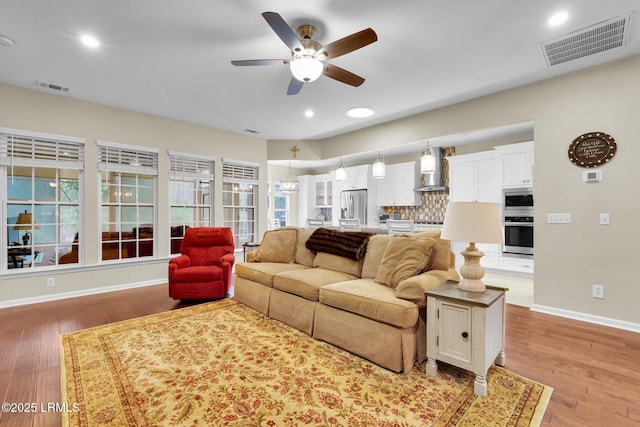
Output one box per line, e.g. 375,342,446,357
1,127,85,273
168,151,215,254
222,159,259,249
97,140,158,262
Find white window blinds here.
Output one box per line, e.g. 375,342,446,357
0,129,84,169
98,141,158,175
169,152,214,180
222,160,259,184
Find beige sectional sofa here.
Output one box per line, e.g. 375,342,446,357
234,227,459,373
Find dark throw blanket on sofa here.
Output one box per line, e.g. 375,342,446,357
305,228,375,260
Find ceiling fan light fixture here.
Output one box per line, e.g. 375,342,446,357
290,56,323,82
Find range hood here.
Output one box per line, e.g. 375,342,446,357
414,147,449,192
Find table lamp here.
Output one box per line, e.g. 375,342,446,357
13,210,38,246
440,201,503,292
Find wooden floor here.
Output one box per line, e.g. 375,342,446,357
1,284,639,426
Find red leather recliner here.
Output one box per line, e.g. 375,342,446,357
168,227,235,300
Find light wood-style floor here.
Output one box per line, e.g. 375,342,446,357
0,283,639,426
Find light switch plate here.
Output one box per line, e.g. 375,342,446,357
547,213,572,224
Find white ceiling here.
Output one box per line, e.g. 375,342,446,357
1,0,640,148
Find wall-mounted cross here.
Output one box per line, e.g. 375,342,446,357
291,145,300,158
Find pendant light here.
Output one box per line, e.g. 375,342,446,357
335,158,347,181
421,141,436,174
280,161,299,192
372,151,385,179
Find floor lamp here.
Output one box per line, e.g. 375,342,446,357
440,202,503,292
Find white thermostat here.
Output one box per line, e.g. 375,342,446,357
582,169,602,183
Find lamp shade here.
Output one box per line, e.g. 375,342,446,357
13,211,38,230
441,202,502,244
335,159,347,181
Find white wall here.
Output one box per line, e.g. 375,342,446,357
0,84,268,305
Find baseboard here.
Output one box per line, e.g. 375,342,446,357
0,279,165,309
531,304,640,333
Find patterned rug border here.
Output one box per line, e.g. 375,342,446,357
60,298,553,426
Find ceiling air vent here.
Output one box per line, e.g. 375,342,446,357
541,13,632,67
37,81,70,93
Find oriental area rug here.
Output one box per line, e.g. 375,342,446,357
60,298,552,426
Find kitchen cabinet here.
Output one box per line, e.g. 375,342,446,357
495,141,533,187
501,256,534,274
426,283,506,396
314,174,333,207
376,161,419,207
448,151,501,203
342,165,369,190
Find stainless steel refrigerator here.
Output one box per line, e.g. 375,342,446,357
341,189,367,224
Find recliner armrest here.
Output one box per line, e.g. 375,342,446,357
169,254,191,269
219,253,235,265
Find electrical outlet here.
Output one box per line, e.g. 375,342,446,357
46,278,55,287
600,213,610,225
592,284,604,299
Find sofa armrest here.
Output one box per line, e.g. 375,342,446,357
169,254,191,269
245,250,258,262
395,268,459,307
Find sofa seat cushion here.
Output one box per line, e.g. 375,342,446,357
274,268,358,302
319,279,418,329
234,262,310,287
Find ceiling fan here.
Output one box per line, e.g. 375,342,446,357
231,12,378,95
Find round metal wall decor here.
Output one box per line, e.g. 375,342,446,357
568,131,617,168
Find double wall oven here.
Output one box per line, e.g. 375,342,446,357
502,188,533,256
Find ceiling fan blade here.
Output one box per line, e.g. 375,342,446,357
231,59,289,66
262,12,304,52
323,64,365,87
319,28,377,59
287,78,304,95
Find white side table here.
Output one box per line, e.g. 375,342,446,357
425,282,507,396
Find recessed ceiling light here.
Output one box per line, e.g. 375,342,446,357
346,107,375,118
305,109,315,118
548,11,569,27
80,34,100,48
0,34,15,47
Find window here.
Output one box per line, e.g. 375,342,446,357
222,160,258,248
169,152,214,254
98,141,157,261
1,128,84,271
273,184,289,227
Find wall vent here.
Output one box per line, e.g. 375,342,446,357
38,81,70,93
541,13,632,67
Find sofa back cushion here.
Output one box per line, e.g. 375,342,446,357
313,251,363,277
361,234,392,279
375,235,436,288
414,231,451,271
295,228,316,266
254,228,297,263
